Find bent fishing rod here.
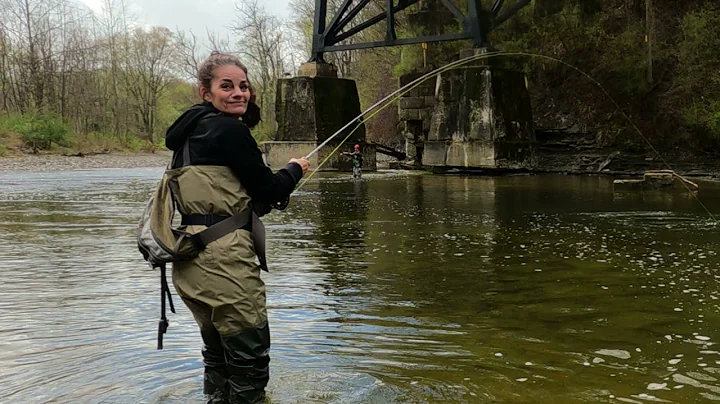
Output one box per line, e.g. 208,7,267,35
294,50,716,223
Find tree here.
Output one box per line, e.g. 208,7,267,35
231,0,288,129
175,29,202,82
0,26,11,111
122,26,177,142
0,0,192,149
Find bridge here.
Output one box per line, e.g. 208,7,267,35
261,0,536,172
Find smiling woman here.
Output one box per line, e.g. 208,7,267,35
196,53,254,120
161,51,310,403
200,65,251,117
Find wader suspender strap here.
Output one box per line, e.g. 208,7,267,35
251,212,268,271
157,263,176,350
189,209,250,247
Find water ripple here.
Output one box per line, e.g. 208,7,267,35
1,169,720,402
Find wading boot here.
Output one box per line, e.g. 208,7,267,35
204,366,228,403
222,325,270,404
202,327,229,402
227,386,266,404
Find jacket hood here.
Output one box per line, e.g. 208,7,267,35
165,103,218,151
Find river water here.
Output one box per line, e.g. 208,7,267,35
1,168,720,403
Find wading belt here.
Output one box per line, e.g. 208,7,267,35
180,210,268,272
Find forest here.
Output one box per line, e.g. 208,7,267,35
0,0,718,157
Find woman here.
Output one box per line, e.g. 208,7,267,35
164,51,310,403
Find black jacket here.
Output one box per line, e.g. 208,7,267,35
165,103,302,206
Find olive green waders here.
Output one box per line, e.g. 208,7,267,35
167,155,270,403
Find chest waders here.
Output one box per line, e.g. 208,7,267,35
139,136,269,353
167,138,271,403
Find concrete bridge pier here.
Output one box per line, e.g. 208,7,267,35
261,62,376,172
422,51,536,170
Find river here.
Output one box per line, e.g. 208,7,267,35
1,168,719,403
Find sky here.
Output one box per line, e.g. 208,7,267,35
79,0,291,44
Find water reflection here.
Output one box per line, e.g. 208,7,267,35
1,169,720,403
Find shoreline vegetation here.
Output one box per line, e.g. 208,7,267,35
1,0,719,176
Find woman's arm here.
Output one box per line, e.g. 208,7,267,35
219,118,303,204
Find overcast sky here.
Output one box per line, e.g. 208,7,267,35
79,0,291,44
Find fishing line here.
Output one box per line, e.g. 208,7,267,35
294,51,716,222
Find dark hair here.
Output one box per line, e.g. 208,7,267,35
197,51,261,128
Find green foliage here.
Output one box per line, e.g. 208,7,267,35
0,114,29,135
133,137,153,152
1,114,73,150
393,43,423,77
353,47,402,146
251,124,275,143
683,100,720,140
0,112,167,154
596,23,649,95
157,81,196,135
679,3,720,61
676,3,720,141
122,134,162,153
487,0,720,149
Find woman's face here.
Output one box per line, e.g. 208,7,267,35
201,65,250,117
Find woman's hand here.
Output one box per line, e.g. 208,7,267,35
289,158,310,174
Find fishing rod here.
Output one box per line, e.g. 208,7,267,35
295,51,717,223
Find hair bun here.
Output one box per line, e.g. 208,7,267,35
242,101,262,129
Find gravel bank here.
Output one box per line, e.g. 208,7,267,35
0,152,172,172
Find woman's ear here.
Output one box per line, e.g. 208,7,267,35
199,87,210,103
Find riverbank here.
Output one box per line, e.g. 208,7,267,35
533,130,720,181
0,151,171,171
3,148,719,183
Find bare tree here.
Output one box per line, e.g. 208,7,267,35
0,0,324,149
0,25,11,111
175,29,203,82
122,26,177,142
206,29,231,54
97,0,133,138
231,0,288,127
287,0,387,77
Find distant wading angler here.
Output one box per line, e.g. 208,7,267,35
164,52,310,403
342,144,363,179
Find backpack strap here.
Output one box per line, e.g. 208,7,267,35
170,136,192,168
157,263,176,350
